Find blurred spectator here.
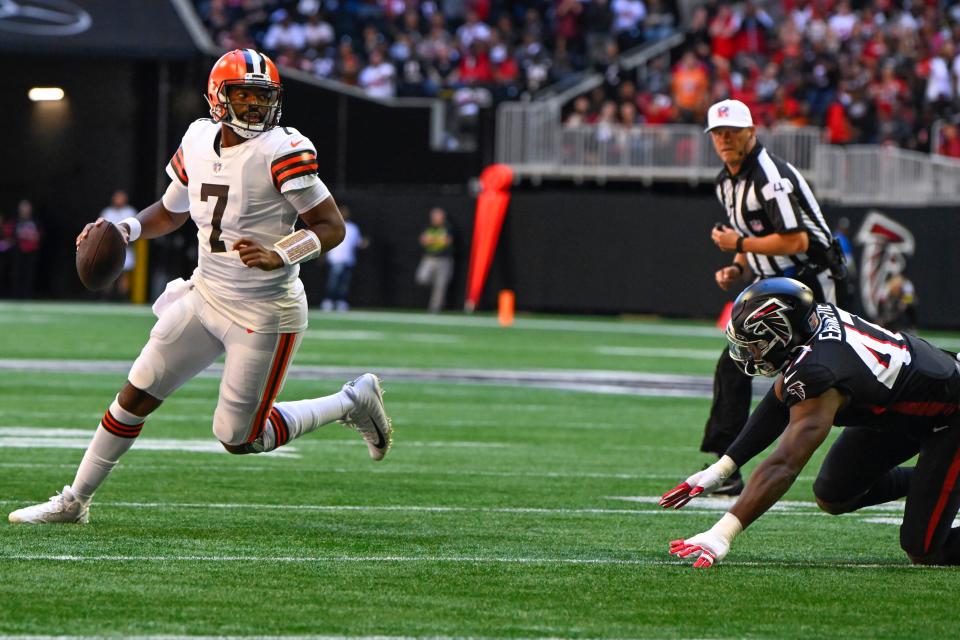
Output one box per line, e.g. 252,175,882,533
736,1,772,58
564,95,593,126
825,88,853,144
415,207,454,314
320,205,367,312
554,0,584,50
671,51,709,123
611,0,646,50
936,121,960,157
827,1,857,42
359,49,397,98
644,0,675,42
877,274,918,333
457,9,491,49
709,4,740,63
303,13,335,49
263,10,306,52
0,211,13,296
99,190,138,300
12,200,41,299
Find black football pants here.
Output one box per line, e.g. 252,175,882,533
814,424,960,562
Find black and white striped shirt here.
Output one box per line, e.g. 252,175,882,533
715,142,833,278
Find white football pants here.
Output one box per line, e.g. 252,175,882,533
128,287,302,446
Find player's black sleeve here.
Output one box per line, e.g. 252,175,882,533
724,385,790,467
781,363,837,408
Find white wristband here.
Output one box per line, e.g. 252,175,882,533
274,229,322,265
714,454,739,480
120,217,141,242
711,512,744,544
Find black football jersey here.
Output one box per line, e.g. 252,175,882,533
780,303,960,432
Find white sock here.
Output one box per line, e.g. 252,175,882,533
71,397,145,502
260,391,354,451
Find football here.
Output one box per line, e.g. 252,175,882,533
76,222,126,291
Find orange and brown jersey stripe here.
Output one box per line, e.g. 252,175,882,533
248,333,298,444
269,407,290,447
169,146,188,186
101,410,144,439
271,151,317,190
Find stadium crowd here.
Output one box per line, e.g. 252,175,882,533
194,0,679,110
564,0,960,155
194,1,960,156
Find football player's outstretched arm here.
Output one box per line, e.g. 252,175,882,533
668,389,844,568
660,384,791,509
75,199,189,248
728,388,843,528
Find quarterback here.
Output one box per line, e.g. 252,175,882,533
661,278,960,567
9,50,393,524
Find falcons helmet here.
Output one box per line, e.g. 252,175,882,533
206,49,283,139
726,277,818,377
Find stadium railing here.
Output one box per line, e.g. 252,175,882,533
496,102,960,205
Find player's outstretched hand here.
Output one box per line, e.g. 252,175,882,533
659,469,720,509
669,529,730,568
233,238,284,271
659,455,738,509
76,218,110,248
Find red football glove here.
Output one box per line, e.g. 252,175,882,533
668,513,743,568
659,455,738,509
669,533,725,568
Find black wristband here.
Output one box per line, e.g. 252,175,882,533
732,262,744,275
736,236,745,253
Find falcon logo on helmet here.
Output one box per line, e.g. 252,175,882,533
726,278,817,377
743,298,794,346
205,49,283,139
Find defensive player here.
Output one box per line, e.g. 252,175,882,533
660,278,960,567
9,49,393,524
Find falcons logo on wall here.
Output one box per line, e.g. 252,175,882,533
744,298,794,346
855,211,915,320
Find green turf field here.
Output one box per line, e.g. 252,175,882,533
1,302,958,639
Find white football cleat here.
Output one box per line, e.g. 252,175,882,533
8,486,90,524
340,373,393,460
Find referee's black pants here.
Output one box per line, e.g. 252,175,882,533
700,270,831,456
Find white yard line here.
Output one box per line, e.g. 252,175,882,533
0,554,932,571
0,497,894,519
0,303,722,337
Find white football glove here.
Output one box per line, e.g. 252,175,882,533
669,513,743,569
659,455,738,509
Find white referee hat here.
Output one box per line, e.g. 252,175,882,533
704,99,754,133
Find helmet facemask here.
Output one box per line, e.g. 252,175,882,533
207,80,283,139
726,322,790,377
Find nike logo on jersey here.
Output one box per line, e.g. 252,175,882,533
783,370,798,384
290,139,304,147
933,425,952,433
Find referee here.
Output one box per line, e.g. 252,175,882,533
699,99,847,495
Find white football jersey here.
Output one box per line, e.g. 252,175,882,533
166,119,330,333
